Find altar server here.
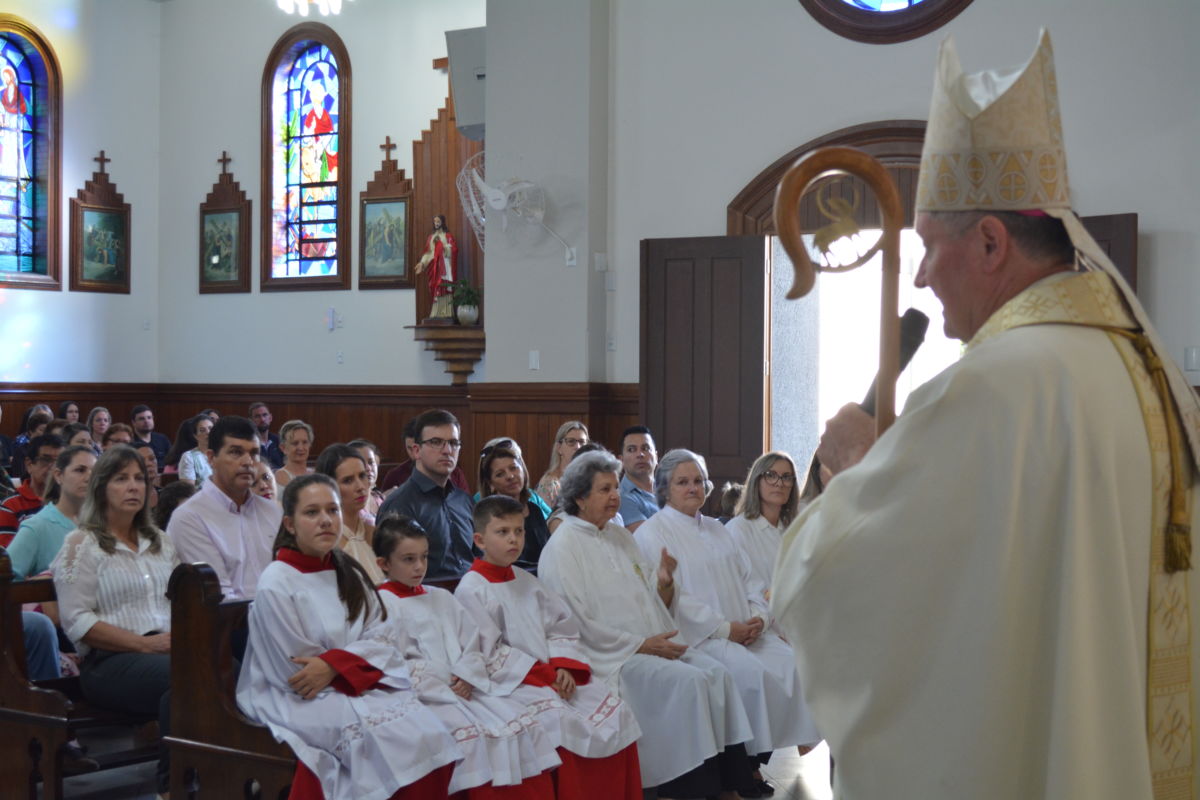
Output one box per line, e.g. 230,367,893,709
635,449,820,761
456,494,643,799
373,514,560,798
236,473,460,800
537,450,755,799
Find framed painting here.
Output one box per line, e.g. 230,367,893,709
360,197,410,286
199,153,251,293
358,136,414,289
69,151,130,294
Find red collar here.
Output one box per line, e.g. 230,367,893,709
380,580,426,598
277,547,334,573
470,558,515,583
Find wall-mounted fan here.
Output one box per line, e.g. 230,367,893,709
456,151,574,264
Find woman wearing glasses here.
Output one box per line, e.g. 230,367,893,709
632,449,820,788
724,451,801,594
534,421,589,508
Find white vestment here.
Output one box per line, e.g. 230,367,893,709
538,514,752,787
636,505,820,753
772,273,1200,799
725,512,785,602
378,585,562,791
236,561,460,800
455,566,642,758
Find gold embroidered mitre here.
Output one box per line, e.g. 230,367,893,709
916,29,1068,213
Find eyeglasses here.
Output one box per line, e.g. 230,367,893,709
420,437,462,451
762,470,796,486
480,439,515,457
560,437,587,447
33,455,57,465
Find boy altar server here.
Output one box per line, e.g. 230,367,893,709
456,495,643,800
372,514,561,798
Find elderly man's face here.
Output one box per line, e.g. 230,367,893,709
914,212,986,341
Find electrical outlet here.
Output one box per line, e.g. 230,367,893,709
606,335,616,352
529,350,540,370
336,351,344,364
566,247,577,268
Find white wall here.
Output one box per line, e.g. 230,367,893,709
0,0,162,383
483,0,610,382
606,0,1200,382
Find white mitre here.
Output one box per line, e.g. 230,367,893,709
916,29,1200,465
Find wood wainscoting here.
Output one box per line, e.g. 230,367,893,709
0,382,639,494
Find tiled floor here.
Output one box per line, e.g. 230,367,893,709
47,733,834,798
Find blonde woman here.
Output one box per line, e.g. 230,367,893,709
534,420,588,508
274,419,314,489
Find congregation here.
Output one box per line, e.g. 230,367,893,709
0,399,820,800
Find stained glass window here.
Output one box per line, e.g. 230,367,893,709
838,0,924,10
263,26,351,290
0,19,59,289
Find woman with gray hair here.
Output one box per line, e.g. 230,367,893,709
634,449,821,775
725,451,801,595
538,450,757,799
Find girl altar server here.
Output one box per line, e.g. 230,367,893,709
456,495,643,800
372,514,562,798
634,450,821,766
236,474,461,800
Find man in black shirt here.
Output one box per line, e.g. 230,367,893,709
375,408,475,580
130,404,171,466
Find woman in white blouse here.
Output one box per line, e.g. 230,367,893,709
275,419,314,489
178,414,214,487
724,451,801,595
51,445,179,796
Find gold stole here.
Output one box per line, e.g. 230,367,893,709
970,270,1195,799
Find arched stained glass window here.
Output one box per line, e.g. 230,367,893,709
261,23,351,291
0,16,60,290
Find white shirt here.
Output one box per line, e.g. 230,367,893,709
167,479,281,600
725,512,786,601
51,528,179,657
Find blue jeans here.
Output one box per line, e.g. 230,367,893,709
22,611,61,681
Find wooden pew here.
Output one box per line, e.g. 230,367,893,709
0,552,158,800
165,562,295,799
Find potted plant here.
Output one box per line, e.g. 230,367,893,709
448,279,481,325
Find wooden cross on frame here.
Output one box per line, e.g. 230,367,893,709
218,150,232,174
379,136,397,161
94,150,110,174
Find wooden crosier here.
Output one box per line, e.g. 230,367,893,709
773,146,905,436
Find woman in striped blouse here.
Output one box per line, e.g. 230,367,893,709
52,445,179,796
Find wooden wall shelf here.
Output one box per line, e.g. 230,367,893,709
408,324,485,385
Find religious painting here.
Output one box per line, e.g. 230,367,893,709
198,151,251,293
70,204,129,293
357,136,414,290
261,30,351,292
200,211,243,290
360,198,409,282
0,21,62,290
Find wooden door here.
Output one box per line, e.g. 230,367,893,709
640,236,769,510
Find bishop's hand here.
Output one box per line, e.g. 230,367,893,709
815,403,877,478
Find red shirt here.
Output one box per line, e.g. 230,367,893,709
0,483,43,547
